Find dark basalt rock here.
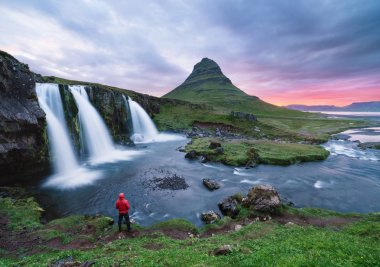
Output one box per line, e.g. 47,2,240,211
212,245,232,256
201,211,221,224
202,178,220,191
0,50,49,180
218,196,239,218
185,150,198,159
244,184,281,212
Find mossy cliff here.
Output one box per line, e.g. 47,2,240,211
0,51,49,181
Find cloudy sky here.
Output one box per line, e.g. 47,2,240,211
1,0,379,106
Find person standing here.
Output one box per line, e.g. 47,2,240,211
115,193,131,232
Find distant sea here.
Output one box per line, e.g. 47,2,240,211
309,111,380,122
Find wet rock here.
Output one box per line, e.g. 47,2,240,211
218,197,239,218
244,184,281,212
143,169,189,191
185,150,198,159
209,140,221,149
202,178,220,191
201,211,221,224
213,245,232,256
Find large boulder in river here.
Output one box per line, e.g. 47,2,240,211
201,211,221,224
202,178,220,191
218,196,239,218
0,50,49,180
244,184,281,212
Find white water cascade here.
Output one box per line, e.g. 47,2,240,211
70,85,141,164
124,96,159,142
36,83,101,189
123,95,185,143
36,83,79,173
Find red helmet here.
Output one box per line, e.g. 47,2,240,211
119,193,124,198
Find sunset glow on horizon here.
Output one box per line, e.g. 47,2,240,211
0,0,379,106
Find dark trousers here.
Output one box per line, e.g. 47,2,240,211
118,213,131,231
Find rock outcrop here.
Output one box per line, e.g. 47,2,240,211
218,196,239,218
202,178,220,191
244,184,281,212
201,211,221,224
0,51,49,180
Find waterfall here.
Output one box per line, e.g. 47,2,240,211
70,85,141,164
36,83,101,189
125,96,159,142
36,83,79,174
69,85,115,160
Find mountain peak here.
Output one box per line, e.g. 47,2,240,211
183,58,231,85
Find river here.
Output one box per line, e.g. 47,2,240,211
15,114,377,227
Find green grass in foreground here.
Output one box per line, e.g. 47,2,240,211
185,138,330,166
2,214,380,266
1,194,380,266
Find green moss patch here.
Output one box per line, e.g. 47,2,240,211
185,138,329,166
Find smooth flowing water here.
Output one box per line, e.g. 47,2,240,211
126,96,159,142
36,84,101,189
27,125,379,227
70,85,115,160
36,83,78,174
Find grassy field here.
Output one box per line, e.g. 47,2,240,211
154,103,369,143
1,193,379,267
185,138,329,166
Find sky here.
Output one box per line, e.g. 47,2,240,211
0,0,380,106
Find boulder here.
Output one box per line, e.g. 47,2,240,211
212,245,232,256
202,178,220,191
209,140,221,149
244,184,281,212
185,150,198,159
218,197,239,218
201,211,221,224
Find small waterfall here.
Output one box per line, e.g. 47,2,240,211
124,96,159,142
36,83,79,174
69,85,115,161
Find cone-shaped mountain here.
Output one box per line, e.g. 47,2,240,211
163,58,282,114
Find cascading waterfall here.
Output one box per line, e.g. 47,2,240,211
36,83,101,189
124,96,159,142
70,85,115,161
70,85,142,164
36,83,79,174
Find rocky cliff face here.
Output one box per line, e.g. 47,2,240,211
0,51,49,180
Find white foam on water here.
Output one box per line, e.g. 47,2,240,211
240,179,261,185
324,141,380,161
313,180,335,189
233,168,253,176
43,168,103,190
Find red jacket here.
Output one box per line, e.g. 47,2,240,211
116,193,130,214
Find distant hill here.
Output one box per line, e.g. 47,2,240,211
163,58,302,116
286,101,380,112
